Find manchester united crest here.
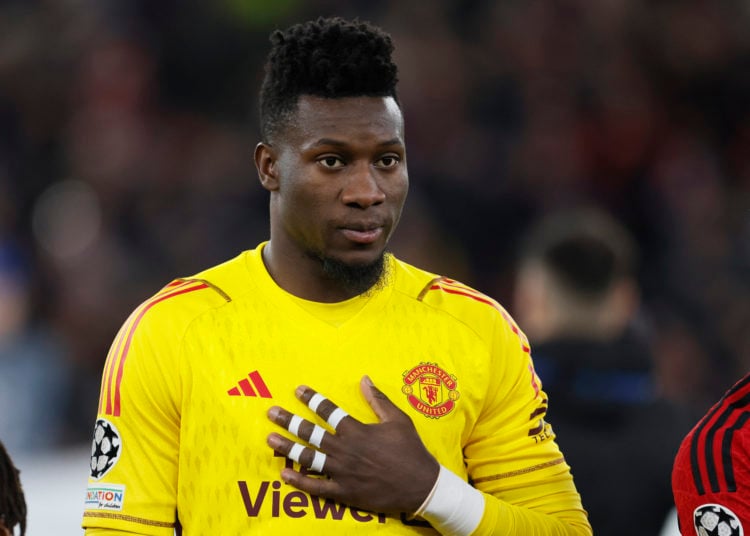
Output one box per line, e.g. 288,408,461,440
402,363,460,418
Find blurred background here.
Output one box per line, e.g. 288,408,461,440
0,0,749,533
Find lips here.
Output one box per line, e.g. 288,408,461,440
339,223,385,244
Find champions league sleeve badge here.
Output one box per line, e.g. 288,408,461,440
694,504,744,536
90,418,122,480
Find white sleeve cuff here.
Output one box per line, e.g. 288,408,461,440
413,464,485,536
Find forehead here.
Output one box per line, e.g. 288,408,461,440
285,95,404,147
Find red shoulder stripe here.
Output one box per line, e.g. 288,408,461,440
98,323,128,415
430,283,497,307
102,280,194,415
427,280,531,354
101,281,209,417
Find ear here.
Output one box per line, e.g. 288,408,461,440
609,277,640,327
254,142,280,192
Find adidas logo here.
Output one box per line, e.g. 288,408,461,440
228,370,272,398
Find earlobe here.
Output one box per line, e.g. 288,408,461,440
254,142,280,191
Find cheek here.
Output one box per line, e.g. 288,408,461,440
388,177,409,211
278,182,328,238
285,182,328,216
381,170,407,197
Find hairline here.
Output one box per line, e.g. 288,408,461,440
264,93,403,145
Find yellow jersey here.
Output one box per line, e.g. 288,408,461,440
82,243,590,535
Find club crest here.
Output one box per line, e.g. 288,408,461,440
402,363,459,419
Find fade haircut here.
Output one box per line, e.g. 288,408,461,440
0,441,26,536
259,16,400,143
520,207,637,304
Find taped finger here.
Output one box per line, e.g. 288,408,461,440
287,443,305,464
309,450,327,473
288,414,304,436
285,441,327,473
307,393,327,412
327,407,349,430
309,425,327,448
299,388,354,433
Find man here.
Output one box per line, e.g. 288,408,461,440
672,372,750,536
513,207,692,536
0,440,26,536
82,17,591,535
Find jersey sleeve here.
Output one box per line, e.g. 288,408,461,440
466,311,592,536
82,280,219,535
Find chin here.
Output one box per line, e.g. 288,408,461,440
340,245,388,267
317,248,388,295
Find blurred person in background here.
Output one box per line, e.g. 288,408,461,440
0,440,26,536
0,240,72,458
513,206,694,536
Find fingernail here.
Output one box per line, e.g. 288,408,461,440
267,434,281,448
295,385,308,398
363,375,373,387
280,469,292,484
267,406,279,420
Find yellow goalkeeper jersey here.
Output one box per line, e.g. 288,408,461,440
82,243,590,535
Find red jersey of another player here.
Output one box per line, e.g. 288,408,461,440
672,372,750,536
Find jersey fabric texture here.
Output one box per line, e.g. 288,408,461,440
672,372,750,536
82,244,591,535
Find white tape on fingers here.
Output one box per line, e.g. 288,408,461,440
309,425,327,448
307,393,327,413
288,443,305,464
288,415,303,437
309,450,327,473
327,407,349,430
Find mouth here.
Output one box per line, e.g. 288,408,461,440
338,223,385,245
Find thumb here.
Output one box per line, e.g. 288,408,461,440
361,375,405,423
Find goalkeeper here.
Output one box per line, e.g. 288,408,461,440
82,16,592,536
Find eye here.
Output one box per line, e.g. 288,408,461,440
318,155,345,169
376,155,400,168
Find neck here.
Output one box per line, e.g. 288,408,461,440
261,242,386,302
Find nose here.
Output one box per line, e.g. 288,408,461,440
341,163,386,208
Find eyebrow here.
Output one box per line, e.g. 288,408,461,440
308,137,404,149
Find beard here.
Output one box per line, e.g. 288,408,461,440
312,251,389,297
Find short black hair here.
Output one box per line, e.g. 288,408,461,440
259,16,400,143
0,441,26,536
520,208,637,300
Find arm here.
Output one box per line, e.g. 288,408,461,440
82,288,184,535
461,312,591,536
